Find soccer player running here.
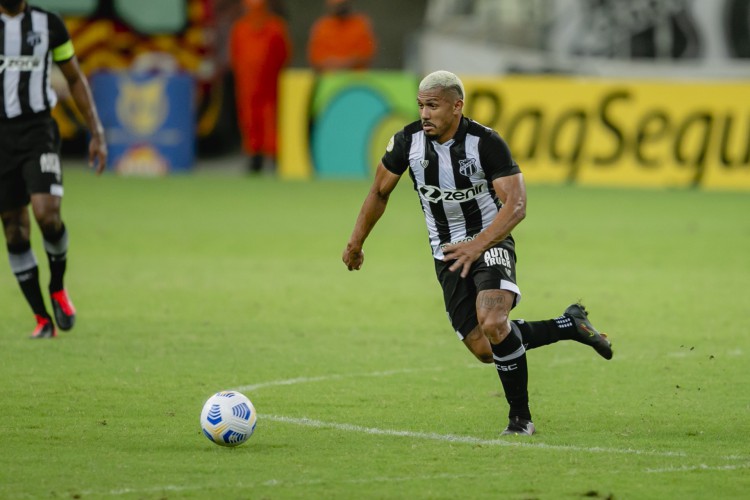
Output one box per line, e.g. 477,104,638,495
342,70,612,435
0,0,107,338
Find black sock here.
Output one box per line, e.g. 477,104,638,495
513,314,578,350
8,242,49,318
491,327,531,421
43,224,68,293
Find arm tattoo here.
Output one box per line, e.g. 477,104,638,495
478,294,506,310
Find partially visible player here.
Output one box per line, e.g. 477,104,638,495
0,0,107,338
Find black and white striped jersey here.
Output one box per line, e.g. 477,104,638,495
382,117,522,260
0,5,74,120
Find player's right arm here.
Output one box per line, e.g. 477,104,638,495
342,163,401,271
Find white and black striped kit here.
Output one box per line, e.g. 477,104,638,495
0,6,69,120
382,117,522,260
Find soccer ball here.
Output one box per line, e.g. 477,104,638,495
200,391,257,447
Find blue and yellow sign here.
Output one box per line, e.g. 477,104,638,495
91,71,195,175
278,70,418,179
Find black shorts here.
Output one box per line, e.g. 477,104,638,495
434,241,521,340
0,113,63,212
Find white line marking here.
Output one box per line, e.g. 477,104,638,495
236,368,697,459
666,349,743,359
74,470,576,497
236,368,743,462
107,485,191,495
264,414,686,457
72,462,750,498
645,463,750,473
235,367,449,392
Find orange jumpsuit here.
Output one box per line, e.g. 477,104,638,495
230,9,291,157
307,13,376,71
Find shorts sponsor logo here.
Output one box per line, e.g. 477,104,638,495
0,55,43,73
484,247,511,269
40,153,62,182
418,182,486,203
50,184,64,197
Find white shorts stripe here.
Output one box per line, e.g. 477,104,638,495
500,279,521,305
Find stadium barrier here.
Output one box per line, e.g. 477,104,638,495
278,71,750,191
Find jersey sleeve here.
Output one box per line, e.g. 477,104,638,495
381,129,409,175
47,12,74,63
479,130,521,181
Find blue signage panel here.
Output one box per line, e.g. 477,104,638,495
91,71,195,174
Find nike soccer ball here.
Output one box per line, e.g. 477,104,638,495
200,391,257,447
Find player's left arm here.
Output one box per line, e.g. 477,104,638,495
444,173,526,277
47,12,106,173
57,56,107,174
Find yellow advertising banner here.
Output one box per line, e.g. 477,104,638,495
279,71,750,190
278,70,316,180
462,76,750,190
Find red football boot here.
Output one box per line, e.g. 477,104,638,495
50,289,76,331
30,315,57,339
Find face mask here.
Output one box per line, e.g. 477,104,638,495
0,0,24,11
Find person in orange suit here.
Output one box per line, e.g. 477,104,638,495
230,0,291,174
307,0,377,72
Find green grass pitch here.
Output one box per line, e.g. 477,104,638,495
1,167,749,499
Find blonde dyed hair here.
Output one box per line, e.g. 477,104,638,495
418,70,465,100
